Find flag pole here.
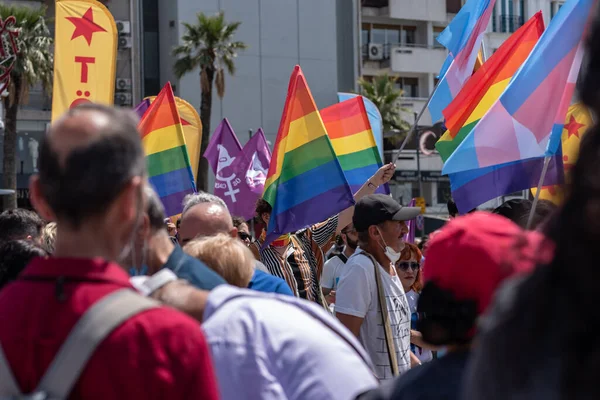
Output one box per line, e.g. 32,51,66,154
526,156,551,230
393,82,438,164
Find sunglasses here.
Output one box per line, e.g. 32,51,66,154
238,232,252,241
397,261,421,272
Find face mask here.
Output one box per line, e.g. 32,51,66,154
376,226,401,264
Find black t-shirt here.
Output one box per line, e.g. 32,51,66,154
357,351,470,400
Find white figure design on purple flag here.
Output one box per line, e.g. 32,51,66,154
246,151,268,189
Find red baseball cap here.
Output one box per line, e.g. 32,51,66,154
423,212,552,315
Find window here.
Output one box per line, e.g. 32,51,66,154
437,181,452,205
446,0,462,14
142,0,160,97
495,0,525,33
396,77,419,98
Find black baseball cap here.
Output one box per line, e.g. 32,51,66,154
353,194,421,232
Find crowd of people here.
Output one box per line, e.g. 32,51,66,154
2,10,600,399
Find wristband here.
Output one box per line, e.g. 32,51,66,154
368,181,378,189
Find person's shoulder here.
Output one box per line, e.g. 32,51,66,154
110,305,207,356
324,255,343,268
174,253,226,289
346,252,374,270
250,270,293,295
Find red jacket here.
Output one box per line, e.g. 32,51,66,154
0,257,220,399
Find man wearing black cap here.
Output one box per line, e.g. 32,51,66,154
335,194,421,382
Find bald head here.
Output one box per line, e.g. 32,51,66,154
48,107,126,168
178,202,235,245
35,104,145,228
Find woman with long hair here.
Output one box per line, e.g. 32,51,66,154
396,243,434,364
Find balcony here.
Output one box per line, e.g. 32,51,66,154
492,14,524,33
389,0,446,22
390,44,447,75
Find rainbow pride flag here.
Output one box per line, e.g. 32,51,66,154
443,0,594,176
436,12,544,162
262,65,354,246
139,82,196,218
321,97,389,194
429,0,496,122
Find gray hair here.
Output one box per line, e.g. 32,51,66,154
182,191,228,215
144,184,166,231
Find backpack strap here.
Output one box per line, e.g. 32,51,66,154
361,251,400,377
0,342,21,396
35,289,159,398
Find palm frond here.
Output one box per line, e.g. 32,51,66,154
172,11,246,98
173,55,197,78
215,68,225,98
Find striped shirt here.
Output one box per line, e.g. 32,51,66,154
250,215,339,304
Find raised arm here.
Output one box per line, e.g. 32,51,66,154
337,163,396,233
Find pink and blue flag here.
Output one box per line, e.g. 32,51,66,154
442,0,594,176
429,0,496,122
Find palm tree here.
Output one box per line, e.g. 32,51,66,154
172,11,247,192
358,74,410,144
0,4,53,210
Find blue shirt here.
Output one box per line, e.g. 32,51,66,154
163,245,225,290
248,269,293,296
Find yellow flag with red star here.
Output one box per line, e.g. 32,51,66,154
51,0,117,121
531,103,593,204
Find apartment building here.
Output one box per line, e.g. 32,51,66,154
361,0,565,213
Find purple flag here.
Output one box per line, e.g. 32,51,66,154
403,198,416,244
203,118,249,216
134,99,151,119
243,129,271,195
227,129,272,220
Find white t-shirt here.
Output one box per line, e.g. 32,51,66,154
405,289,434,363
335,250,411,381
321,253,348,290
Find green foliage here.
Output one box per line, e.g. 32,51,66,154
357,74,411,138
0,4,53,103
172,11,246,97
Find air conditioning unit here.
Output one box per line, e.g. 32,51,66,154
116,20,131,35
114,92,132,106
118,36,132,49
368,43,384,60
116,78,131,90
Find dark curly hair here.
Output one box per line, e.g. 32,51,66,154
255,198,272,225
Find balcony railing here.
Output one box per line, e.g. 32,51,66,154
492,14,524,33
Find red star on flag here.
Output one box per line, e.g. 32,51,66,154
564,115,585,139
66,7,106,46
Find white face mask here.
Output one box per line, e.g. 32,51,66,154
376,226,402,264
